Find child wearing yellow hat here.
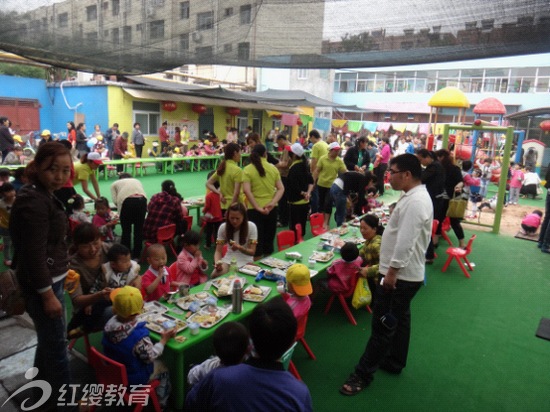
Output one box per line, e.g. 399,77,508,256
279,263,312,319
102,286,176,408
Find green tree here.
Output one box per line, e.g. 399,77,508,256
0,63,46,79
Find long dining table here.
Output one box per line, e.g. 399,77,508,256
153,224,362,409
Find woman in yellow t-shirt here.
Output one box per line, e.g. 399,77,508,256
206,143,243,214
313,142,346,228
242,144,284,258
73,152,102,201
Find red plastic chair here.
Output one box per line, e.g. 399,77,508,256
441,216,453,246
143,224,178,260
88,347,162,412
277,230,296,251
68,218,81,236
431,219,439,258
183,215,193,231
295,223,304,243
309,213,326,237
287,313,316,380
324,273,372,326
441,234,476,278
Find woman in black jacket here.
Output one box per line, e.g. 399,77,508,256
286,143,314,238
417,149,446,262
344,136,370,172
0,116,14,162
435,149,466,248
9,142,73,410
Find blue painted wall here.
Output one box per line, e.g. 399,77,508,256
49,84,109,137
0,75,110,137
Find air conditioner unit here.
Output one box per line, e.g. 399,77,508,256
192,32,202,43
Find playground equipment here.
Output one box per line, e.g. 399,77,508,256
427,87,469,149
442,124,514,235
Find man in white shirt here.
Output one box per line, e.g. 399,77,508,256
340,153,432,396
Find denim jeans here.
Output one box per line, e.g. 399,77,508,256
26,279,71,409
355,277,423,381
329,184,347,227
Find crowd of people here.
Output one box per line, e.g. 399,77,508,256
2,119,549,410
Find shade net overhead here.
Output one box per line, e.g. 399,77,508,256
0,0,549,74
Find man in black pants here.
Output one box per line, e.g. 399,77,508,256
340,154,432,396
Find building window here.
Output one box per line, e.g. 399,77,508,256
224,43,232,53
102,2,109,11
180,1,190,19
224,7,234,17
149,20,165,40
58,12,68,28
240,5,251,24
237,42,250,60
86,5,97,21
112,0,120,16
136,23,142,32
197,12,214,31
297,69,308,79
112,28,119,45
196,46,213,58
180,33,189,51
123,26,131,43
133,102,160,135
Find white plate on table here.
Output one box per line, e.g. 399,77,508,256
243,285,272,302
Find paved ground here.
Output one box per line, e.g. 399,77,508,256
0,313,95,411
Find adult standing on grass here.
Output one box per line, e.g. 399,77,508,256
313,142,347,229
73,152,102,201
538,163,550,254
9,142,73,411
104,122,120,159
243,144,284,258
75,122,89,158
286,142,314,239
373,137,391,196
340,153,432,396
206,142,243,214
132,122,145,158
309,129,329,213
110,173,147,260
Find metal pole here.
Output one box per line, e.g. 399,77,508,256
492,126,514,234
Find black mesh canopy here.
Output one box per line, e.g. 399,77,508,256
1,0,549,74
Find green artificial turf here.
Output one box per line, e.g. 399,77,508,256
82,171,550,411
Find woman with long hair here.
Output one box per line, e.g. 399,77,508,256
417,149,446,262
75,122,88,158
435,149,466,248
206,142,243,213
212,202,257,277
286,143,314,238
9,142,73,409
374,137,391,196
242,144,284,258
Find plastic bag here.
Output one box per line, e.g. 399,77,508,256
352,277,372,309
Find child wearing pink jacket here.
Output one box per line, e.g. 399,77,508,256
508,163,524,205
521,210,543,236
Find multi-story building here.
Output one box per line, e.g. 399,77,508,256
22,0,324,73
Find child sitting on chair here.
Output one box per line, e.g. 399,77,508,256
68,194,90,223
172,230,209,289
141,244,171,302
92,197,119,242
98,243,141,291
326,242,362,294
278,263,312,319
187,321,249,386
520,210,543,236
103,286,175,409
202,178,223,249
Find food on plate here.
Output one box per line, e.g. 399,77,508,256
174,335,187,343
247,286,263,295
195,292,208,300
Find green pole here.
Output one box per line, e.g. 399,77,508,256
492,126,514,234
442,124,449,149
